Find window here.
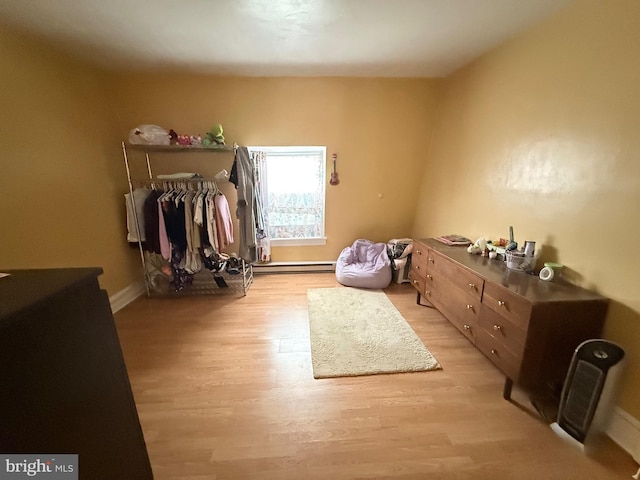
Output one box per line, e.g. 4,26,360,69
249,146,326,246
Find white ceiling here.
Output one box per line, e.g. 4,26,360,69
0,0,572,77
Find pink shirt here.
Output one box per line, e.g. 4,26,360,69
214,193,234,249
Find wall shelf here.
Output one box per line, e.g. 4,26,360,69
126,143,234,153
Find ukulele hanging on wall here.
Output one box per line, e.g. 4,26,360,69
330,153,340,186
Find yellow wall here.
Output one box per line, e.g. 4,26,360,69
413,0,640,418
0,28,140,294
106,74,440,262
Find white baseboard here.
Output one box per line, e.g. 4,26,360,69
607,406,640,463
109,280,146,313
253,261,336,274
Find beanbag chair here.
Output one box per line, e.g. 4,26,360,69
336,239,392,289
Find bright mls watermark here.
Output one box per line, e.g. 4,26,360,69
0,455,77,479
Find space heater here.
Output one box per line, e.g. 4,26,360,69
551,339,625,453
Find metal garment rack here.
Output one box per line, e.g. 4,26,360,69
121,141,253,296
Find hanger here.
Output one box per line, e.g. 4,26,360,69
173,182,185,205
214,169,229,182
158,181,174,202
193,180,208,205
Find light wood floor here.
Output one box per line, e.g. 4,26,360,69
114,273,637,479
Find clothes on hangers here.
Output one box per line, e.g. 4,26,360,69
125,187,151,242
142,189,163,255
183,190,202,274
158,198,171,260
126,177,238,291
231,147,257,263
126,172,244,292
205,186,220,252
252,150,270,262
214,192,233,249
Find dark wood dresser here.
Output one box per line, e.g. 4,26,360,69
0,268,153,479
410,239,609,404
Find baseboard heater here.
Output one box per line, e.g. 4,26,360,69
253,261,336,274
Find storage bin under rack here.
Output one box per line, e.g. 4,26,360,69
147,262,253,297
122,140,252,297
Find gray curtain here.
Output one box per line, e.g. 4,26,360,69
230,146,256,263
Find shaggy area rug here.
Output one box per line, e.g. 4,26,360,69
307,287,441,379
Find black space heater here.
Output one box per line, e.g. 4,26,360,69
551,339,625,453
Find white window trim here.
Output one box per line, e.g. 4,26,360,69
249,145,326,245
250,146,326,156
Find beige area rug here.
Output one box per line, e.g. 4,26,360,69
307,287,441,379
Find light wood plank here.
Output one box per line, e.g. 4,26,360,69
115,273,636,479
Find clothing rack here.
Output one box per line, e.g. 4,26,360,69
122,141,253,297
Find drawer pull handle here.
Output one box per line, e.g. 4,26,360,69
493,324,502,332
498,300,506,307
426,274,433,279
412,280,419,286
415,265,420,270
468,283,475,289
425,290,431,296
491,349,498,355
428,257,434,263
466,304,473,310
463,324,471,330
416,249,422,255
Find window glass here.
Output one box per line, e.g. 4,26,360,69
249,146,326,245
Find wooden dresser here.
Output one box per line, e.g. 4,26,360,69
410,238,609,402
0,268,154,479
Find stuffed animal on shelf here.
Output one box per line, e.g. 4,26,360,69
203,123,225,146
177,135,191,145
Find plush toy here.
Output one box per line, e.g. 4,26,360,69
467,237,487,255
177,135,191,146
203,123,225,146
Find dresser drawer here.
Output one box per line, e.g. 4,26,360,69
476,328,522,381
422,286,436,304
433,291,477,344
478,306,526,358
482,282,531,331
430,277,480,343
409,270,425,295
411,242,429,280
412,241,429,268
446,310,476,343
443,281,481,324
430,251,483,300
411,258,428,280
424,249,441,270
409,266,438,303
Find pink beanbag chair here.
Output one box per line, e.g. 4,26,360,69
336,239,392,289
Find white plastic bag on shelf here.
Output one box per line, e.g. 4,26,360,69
128,125,170,145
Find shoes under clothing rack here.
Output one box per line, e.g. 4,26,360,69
122,141,253,296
